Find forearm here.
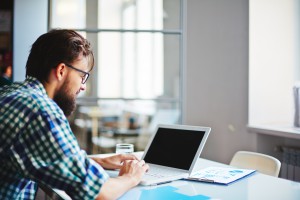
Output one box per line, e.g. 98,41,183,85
92,156,148,199
95,176,138,200
90,154,138,170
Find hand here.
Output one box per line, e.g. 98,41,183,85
91,154,139,170
96,160,149,200
118,160,149,185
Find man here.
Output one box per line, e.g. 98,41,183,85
0,64,12,87
0,29,149,200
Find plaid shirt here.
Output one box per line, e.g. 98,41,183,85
0,77,109,200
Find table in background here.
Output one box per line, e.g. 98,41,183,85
77,107,141,154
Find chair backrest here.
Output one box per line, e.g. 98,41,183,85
229,151,281,177
135,109,180,151
147,109,180,133
38,183,71,200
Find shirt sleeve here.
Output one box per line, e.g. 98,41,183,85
9,100,109,200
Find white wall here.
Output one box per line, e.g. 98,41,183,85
184,0,256,164
13,0,48,81
249,0,300,125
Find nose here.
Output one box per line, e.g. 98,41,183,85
80,83,86,91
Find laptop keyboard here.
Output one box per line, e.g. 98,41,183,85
144,167,182,179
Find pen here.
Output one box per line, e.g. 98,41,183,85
188,177,215,183
150,181,173,186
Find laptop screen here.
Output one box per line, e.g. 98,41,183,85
143,127,206,170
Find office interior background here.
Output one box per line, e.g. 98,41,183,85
1,0,300,181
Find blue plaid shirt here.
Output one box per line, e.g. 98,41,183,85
0,77,109,199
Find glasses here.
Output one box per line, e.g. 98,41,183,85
65,63,90,84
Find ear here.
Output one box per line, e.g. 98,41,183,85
54,63,67,81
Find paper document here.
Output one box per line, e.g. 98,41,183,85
186,167,256,185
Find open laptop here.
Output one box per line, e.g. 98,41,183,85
139,124,211,185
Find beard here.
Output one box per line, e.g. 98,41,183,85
53,79,77,117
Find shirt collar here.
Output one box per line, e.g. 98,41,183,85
25,76,48,96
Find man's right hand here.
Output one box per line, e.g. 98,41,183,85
96,160,149,200
118,160,149,185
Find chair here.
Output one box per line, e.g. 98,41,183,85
92,109,180,153
37,183,71,200
229,151,281,177
135,109,180,151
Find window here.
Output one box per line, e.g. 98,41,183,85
50,0,183,130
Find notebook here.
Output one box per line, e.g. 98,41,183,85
139,124,211,186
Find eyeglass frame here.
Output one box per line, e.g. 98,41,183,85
65,63,90,84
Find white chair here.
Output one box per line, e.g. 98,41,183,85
135,109,180,151
229,151,281,177
38,183,71,200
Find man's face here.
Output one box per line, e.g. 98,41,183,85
54,57,90,117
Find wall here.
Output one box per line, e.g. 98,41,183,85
13,0,47,81
249,0,299,125
184,0,256,164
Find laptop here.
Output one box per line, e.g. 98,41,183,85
139,124,211,185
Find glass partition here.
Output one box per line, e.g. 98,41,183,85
50,0,184,153
50,0,181,30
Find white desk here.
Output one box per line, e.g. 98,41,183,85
55,152,300,200
114,158,300,200
100,152,300,200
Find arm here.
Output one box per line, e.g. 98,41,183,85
90,154,139,170
17,103,109,199
96,160,149,200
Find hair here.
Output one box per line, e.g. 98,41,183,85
26,29,94,82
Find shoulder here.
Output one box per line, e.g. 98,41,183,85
0,79,66,123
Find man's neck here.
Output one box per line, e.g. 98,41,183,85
42,81,57,99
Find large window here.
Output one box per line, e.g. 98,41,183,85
50,0,183,133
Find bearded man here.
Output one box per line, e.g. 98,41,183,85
0,29,148,200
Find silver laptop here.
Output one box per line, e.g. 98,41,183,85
139,124,211,186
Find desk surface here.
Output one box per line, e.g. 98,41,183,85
117,159,300,200
56,152,300,200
